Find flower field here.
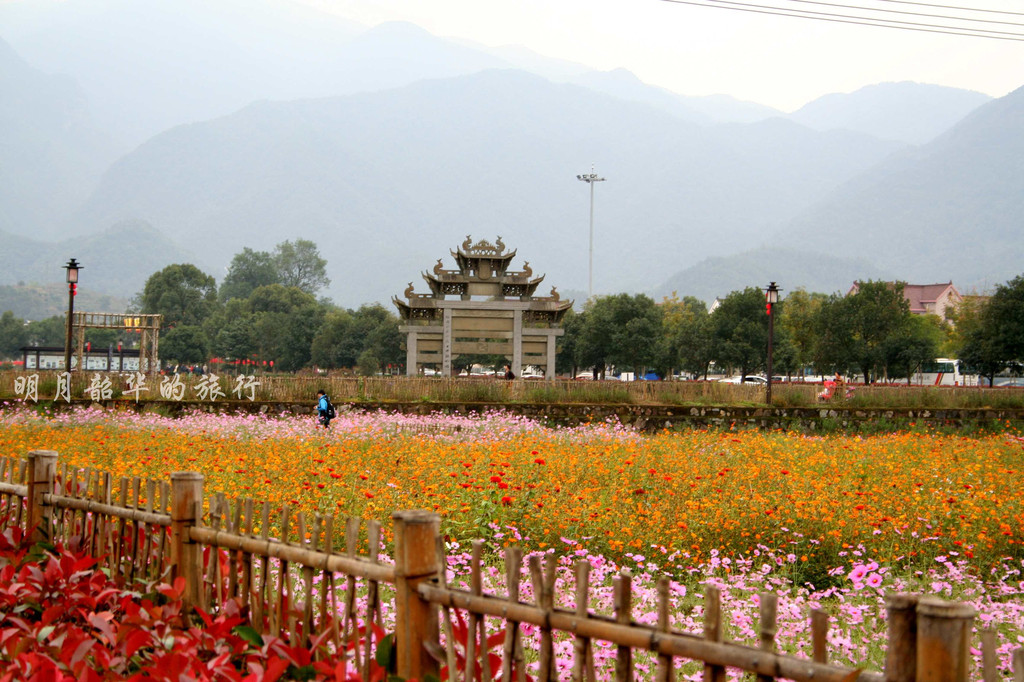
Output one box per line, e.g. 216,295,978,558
2,406,1023,677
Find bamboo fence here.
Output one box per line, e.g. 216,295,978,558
2,450,1021,682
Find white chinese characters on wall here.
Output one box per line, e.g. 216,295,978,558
12,373,262,403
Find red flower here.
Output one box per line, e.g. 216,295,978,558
364,492,374,499
498,482,509,489
489,475,502,483
633,488,645,495
534,458,545,465
501,496,513,505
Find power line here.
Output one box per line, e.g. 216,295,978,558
777,0,1024,28
871,0,1024,18
661,0,1024,39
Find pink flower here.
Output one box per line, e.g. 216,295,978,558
848,565,868,582
866,573,883,588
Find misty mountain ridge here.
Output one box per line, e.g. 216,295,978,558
0,219,200,296
770,83,1024,292
60,68,906,306
790,81,992,145
0,0,1012,309
0,0,991,149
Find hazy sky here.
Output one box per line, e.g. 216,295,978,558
307,0,1024,111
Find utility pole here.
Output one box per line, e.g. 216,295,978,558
576,168,605,300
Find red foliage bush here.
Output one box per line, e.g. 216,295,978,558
0,526,387,681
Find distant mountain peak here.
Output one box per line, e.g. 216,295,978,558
790,81,991,145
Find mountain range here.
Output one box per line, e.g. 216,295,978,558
0,0,1015,312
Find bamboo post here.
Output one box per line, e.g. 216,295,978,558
811,609,829,664
392,510,441,680
758,592,778,682
703,586,727,682
26,450,57,543
916,596,975,682
1014,649,1024,682
170,472,203,614
614,569,633,682
655,576,674,682
501,546,524,682
981,630,997,682
572,560,595,682
886,594,920,682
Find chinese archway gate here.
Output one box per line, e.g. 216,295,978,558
393,237,572,378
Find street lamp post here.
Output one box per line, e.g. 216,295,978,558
765,281,780,406
576,168,605,299
63,258,81,373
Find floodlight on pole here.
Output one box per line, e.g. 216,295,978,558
576,167,605,299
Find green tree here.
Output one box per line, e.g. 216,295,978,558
161,326,210,365
248,284,324,372
555,308,584,378
356,349,381,376
778,288,827,377
141,264,218,330
710,287,771,379
310,310,355,369
814,281,912,383
578,294,662,378
983,275,1024,367
274,239,330,295
0,311,27,358
353,305,403,371
881,315,942,383
219,248,279,302
661,295,713,379
959,275,1024,383
210,299,258,362
24,316,67,347
310,304,403,371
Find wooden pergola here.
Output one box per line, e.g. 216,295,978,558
72,312,162,374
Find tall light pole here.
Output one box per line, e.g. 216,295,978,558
63,258,81,372
765,281,780,406
576,168,605,299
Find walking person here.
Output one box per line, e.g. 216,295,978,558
316,390,334,428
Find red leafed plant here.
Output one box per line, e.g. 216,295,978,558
442,609,533,682
0,524,414,681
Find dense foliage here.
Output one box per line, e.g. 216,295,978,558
0,527,382,681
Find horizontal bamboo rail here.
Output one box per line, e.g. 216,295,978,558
43,493,171,526
0,482,26,496
189,526,396,583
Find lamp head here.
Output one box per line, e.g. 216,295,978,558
65,258,81,284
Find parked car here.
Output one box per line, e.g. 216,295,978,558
717,376,767,385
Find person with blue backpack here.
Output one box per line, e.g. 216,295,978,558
316,390,335,428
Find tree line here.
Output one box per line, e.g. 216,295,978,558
559,276,1024,383
2,241,1022,382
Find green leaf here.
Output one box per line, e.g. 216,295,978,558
376,633,394,667
231,625,264,648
